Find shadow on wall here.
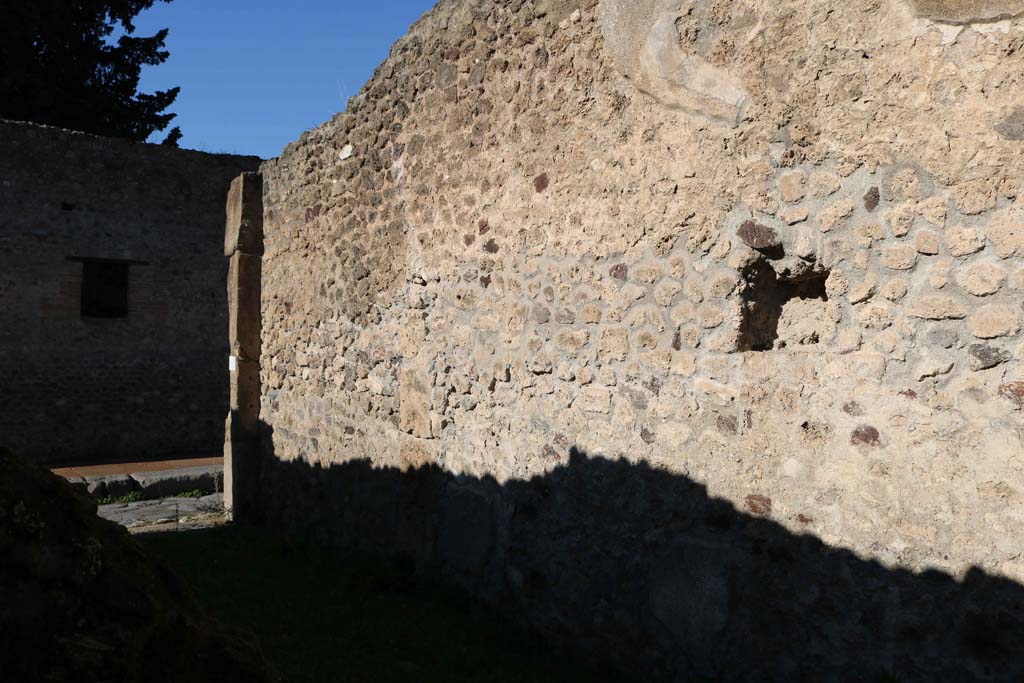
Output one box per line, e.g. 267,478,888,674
245,423,1024,682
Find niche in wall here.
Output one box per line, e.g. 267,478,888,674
738,261,830,351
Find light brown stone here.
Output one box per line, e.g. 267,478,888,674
956,262,1006,296
577,385,611,413
880,278,908,301
915,230,940,255
597,327,630,361
817,198,855,232
968,304,1021,339
778,171,807,203
907,295,967,320
399,367,433,438
987,209,1024,259
883,244,918,270
228,252,262,362
946,227,986,257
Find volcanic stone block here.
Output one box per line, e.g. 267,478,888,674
224,172,264,256
130,465,223,499
228,252,262,362
229,359,261,436
224,433,260,518
84,473,139,500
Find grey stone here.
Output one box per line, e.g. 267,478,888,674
99,493,225,529
926,326,959,349
129,465,223,499
84,473,139,499
968,343,1012,370
996,107,1024,140
907,0,1024,24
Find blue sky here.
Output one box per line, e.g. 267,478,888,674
130,0,437,158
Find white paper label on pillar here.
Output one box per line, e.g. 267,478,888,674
229,355,238,372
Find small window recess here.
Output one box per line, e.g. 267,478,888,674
67,256,147,319
738,260,830,352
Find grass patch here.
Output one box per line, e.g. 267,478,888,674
139,526,604,683
96,489,209,505
96,490,145,505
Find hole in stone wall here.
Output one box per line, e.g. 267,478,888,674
738,261,829,351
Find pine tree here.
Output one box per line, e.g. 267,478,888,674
0,1,180,143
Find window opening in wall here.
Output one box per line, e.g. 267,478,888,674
78,259,131,318
738,261,829,351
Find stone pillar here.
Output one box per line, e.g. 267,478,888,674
223,172,263,520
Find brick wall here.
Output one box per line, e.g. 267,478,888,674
0,120,260,464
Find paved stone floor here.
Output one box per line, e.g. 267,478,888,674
99,493,229,534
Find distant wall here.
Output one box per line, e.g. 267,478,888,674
0,120,260,464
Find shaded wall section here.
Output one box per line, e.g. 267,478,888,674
250,436,1024,682
0,120,261,464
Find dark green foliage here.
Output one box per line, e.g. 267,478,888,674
0,448,271,682
0,1,180,141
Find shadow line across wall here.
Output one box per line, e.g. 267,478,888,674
245,422,1024,682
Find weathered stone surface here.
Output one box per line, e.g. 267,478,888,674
851,425,881,446
599,0,750,124
947,226,987,257
130,465,223,499
84,473,138,500
736,220,781,251
907,295,967,320
968,303,1021,338
915,230,940,255
248,1,1024,680
228,252,262,362
577,385,612,413
956,262,1006,296
1000,381,1024,407
778,172,807,203
907,0,1024,24
863,186,880,211
230,360,261,435
969,343,1012,370
883,244,918,270
996,107,1024,140
224,172,264,256
399,368,433,438
988,208,1024,258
